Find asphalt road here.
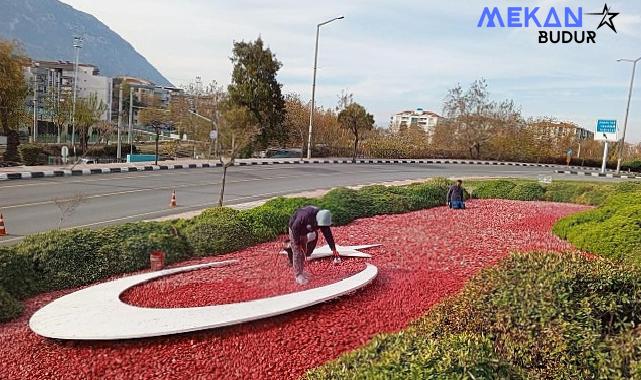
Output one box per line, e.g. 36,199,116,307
0,163,614,243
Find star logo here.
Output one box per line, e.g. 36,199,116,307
586,3,620,33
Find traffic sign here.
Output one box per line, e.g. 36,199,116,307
594,119,617,141
209,129,218,140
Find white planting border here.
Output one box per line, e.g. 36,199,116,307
29,260,378,340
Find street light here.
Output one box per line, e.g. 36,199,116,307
306,16,344,160
71,36,83,151
615,56,641,174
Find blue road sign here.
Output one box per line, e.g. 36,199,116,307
596,120,617,134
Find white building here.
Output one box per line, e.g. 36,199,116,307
24,60,112,121
390,108,442,141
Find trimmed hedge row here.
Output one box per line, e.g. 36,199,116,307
553,188,641,264
0,179,452,322
469,179,618,206
306,252,641,379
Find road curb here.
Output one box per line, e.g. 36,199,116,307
0,159,602,181
555,170,641,179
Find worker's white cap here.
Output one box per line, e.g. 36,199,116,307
316,209,332,226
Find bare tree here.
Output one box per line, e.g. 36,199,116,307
443,79,521,159
53,192,86,229
217,104,259,206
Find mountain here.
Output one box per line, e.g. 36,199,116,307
0,0,172,86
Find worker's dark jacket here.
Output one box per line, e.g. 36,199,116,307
447,185,465,203
288,206,336,253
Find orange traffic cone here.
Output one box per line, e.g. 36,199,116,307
170,191,177,208
0,213,6,236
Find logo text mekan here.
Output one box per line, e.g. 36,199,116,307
477,4,619,44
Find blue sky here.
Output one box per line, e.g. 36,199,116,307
61,0,641,142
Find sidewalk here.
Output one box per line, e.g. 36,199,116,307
0,157,602,181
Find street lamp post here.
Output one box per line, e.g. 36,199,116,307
128,86,134,158
306,16,344,160
71,36,83,151
616,56,641,174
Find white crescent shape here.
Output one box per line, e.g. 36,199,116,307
29,260,378,340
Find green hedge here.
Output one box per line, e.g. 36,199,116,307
307,252,641,379
186,208,258,256
553,190,641,264
0,287,22,323
468,180,615,206
7,221,190,297
471,180,517,199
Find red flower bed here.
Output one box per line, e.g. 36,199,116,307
0,200,588,380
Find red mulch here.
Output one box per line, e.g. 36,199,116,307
0,200,588,380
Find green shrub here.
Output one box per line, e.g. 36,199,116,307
0,246,39,299
307,253,641,379
613,181,641,194
357,185,414,216
14,222,190,292
320,187,372,224
239,205,290,242
18,143,47,165
553,191,641,263
0,287,22,323
622,160,641,173
185,208,256,256
507,183,546,201
543,182,611,205
471,180,517,199
96,222,191,274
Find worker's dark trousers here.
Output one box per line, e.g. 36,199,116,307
288,228,317,278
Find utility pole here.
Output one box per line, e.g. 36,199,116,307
128,86,134,158
307,16,344,160
56,70,62,144
615,57,641,174
117,86,123,161
32,69,38,143
71,36,83,151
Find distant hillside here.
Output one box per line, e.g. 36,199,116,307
0,0,172,86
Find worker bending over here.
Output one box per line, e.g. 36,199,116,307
286,206,340,285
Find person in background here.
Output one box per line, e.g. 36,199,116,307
447,180,466,210
284,206,340,285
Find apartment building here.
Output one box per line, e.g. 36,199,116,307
24,60,112,122
390,108,442,142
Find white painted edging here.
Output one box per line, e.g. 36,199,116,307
29,260,378,340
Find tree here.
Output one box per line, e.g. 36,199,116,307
227,37,286,149
94,120,114,145
337,103,375,162
139,107,171,165
217,104,259,206
283,93,309,157
443,79,521,159
43,89,72,144
0,39,29,161
74,94,107,153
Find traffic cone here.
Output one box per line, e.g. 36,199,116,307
170,191,177,208
0,213,6,236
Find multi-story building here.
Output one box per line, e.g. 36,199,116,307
112,76,183,126
24,60,112,122
530,120,595,141
390,108,442,142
